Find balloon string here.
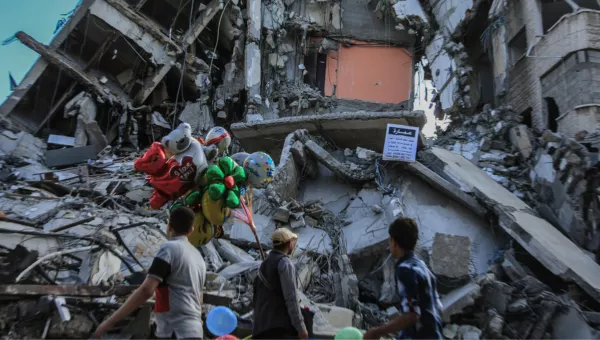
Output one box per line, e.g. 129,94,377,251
241,198,265,260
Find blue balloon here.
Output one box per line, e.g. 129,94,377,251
206,306,238,336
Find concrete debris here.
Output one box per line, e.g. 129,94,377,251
441,282,481,323
3,115,598,338
1,0,600,332
430,233,471,291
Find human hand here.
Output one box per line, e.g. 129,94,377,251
298,331,309,340
93,321,112,339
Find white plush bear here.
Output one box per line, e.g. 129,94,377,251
161,123,209,182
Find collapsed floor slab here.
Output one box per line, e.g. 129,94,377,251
230,111,426,155
424,147,600,302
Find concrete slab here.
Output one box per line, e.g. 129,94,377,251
214,239,255,263
224,214,276,248
299,164,356,215
231,111,426,155
399,171,501,275
0,221,61,257
430,233,471,280
342,188,390,256
509,124,533,160
441,282,481,323
553,297,595,339
315,304,354,329
45,146,98,167
404,161,486,217
0,130,46,162
427,147,600,302
20,200,68,222
295,226,333,255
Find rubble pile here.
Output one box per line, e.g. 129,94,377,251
434,104,533,201
442,248,600,339
2,120,600,338
432,103,600,260
269,83,335,117
2,0,600,337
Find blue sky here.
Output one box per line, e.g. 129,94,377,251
0,0,80,103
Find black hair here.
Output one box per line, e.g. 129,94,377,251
388,217,419,251
169,207,195,235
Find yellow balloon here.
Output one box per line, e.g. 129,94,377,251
202,191,228,226
187,211,214,246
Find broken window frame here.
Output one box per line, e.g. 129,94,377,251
508,28,527,65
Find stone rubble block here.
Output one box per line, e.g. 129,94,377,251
430,233,471,292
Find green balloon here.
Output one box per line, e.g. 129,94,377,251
334,327,363,340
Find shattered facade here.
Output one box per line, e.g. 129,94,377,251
0,0,428,145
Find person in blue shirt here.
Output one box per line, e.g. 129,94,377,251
364,217,443,340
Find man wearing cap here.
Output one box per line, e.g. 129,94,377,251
253,228,308,339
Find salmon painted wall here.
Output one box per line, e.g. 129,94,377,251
324,43,413,104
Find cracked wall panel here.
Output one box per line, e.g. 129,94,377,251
426,34,457,111
341,0,414,45
432,0,476,36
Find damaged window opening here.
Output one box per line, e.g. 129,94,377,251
508,29,527,65
303,50,327,95
520,107,533,128
545,97,560,132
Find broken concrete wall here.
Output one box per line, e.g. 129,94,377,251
530,131,591,249
424,146,600,301
557,105,600,138
89,0,173,66
494,5,600,132
399,171,500,276
426,34,458,112
0,130,46,163
540,49,600,134
231,111,426,157
491,23,508,98
428,0,475,36
418,0,480,116
341,0,414,45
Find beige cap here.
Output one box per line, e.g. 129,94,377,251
271,227,298,245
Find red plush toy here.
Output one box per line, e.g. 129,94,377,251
133,142,192,209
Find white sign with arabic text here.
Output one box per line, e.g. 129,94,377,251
382,124,419,162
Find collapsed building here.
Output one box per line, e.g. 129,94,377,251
0,0,428,146
3,0,600,339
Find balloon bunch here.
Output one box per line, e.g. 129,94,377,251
134,124,276,256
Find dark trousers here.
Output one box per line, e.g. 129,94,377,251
254,327,298,339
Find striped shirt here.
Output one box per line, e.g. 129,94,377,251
395,252,443,339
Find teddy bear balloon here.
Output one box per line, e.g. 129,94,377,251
134,123,217,209
161,123,212,184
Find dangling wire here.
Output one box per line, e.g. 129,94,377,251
375,159,393,195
